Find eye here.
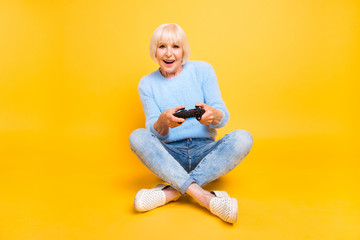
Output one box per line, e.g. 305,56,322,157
159,45,165,49
173,45,180,48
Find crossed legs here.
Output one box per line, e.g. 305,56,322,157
129,128,253,221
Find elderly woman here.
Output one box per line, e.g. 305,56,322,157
129,23,253,223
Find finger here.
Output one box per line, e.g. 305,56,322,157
201,111,211,120
171,115,185,123
201,113,214,124
173,106,186,112
168,106,185,115
171,116,185,123
195,102,205,108
170,119,185,128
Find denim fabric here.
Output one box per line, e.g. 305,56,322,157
129,128,253,195
160,138,220,173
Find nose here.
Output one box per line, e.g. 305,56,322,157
165,47,172,57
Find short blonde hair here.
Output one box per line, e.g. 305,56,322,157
149,23,191,64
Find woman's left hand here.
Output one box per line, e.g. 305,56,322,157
195,102,222,126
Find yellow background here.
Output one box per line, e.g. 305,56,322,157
1,0,359,239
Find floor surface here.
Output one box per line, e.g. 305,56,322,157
1,133,359,240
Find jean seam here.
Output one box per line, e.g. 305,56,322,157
189,133,231,185
132,129,211,194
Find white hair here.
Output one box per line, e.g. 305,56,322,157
149,23,191,64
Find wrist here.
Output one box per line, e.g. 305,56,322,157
154,115,170,135
211,108,223,125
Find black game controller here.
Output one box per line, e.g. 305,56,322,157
173,106,205,121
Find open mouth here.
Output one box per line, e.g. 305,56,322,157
163,60,175,64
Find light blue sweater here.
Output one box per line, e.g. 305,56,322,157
138,61,229,143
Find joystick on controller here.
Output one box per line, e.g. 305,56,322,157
173,106,205,122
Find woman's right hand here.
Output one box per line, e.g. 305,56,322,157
153,106,185,135
160,106,186,128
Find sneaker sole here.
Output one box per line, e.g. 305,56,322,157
229,198,238,223
134,189,147,212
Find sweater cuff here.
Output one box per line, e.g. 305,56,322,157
150,123,169,141
209,109,226,128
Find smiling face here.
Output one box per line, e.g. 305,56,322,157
156,40,183,78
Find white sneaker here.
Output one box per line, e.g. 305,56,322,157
134,184,168,212
211,190,230,198
209,191,238,223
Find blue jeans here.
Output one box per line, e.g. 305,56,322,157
129,129,253,195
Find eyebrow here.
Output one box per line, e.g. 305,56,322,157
158,41,180,46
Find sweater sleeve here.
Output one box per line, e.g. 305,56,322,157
200,62,229,128
138,78,169,141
